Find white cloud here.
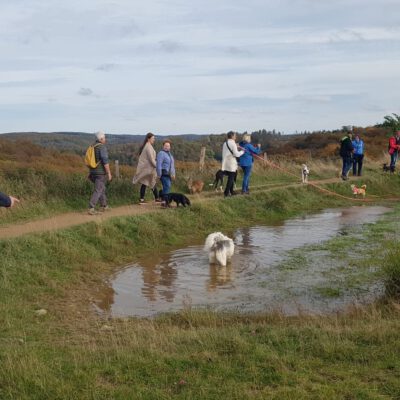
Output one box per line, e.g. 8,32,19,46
0,0,399,133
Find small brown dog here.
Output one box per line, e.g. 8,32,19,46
187,178,204,194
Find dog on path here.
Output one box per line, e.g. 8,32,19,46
351,184,367,197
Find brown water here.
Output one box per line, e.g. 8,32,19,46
95,206,390,318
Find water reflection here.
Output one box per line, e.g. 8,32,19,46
96,206,390,317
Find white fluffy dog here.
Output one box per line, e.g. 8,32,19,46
204,232,235,267
302,164,310,183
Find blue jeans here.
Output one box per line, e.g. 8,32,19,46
160,176,171,200
241,165,252,193
341,156,352,177
390,152,398,168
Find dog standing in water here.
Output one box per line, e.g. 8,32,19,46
301,164,310,183
204,232,235,267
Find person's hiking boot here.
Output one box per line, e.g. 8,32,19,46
341,175,348,181
160,201,168,208
138,199,146,205
100,205,111,212
155,198,163,203
88,207,99,215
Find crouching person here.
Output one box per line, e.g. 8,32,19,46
87,130,112,215
156,140,175,208
0,191,19,208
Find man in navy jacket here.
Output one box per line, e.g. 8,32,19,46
0,191,19,208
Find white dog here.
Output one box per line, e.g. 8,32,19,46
301,164,310,183
204,232,235,267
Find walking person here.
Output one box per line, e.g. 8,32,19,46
388,130,400,173
238,134,261,194
0,191,19,208
156,140,175,207
352,134,365,176
222,132,244,197
132,133,161,204
87,130,112,215
339,130,354,180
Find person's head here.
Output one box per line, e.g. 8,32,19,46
242,134,251,143
227,131,236,141
139,132,155,155
355,134,360,141
163,139,171,151
96,130,106,143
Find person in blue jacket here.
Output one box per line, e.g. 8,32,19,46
0,191,19,208
352,134,365,176
238,134,261,194
156,140,176,207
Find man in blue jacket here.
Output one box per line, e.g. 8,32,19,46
238,134,261,194
352,134,365,176
156,140,175,207
0,191,19,208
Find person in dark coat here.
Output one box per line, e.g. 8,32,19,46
0,191,19,208
340,131,354,180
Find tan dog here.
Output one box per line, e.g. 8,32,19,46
187,178,204,194
351,184,367,197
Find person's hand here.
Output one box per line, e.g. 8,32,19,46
172,175,176,181
9,196,20,208
108,173,112,181
257,144,261,148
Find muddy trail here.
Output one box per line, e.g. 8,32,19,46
0,177,350,239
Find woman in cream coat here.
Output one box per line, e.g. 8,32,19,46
221,132,244,197
133,133,160,204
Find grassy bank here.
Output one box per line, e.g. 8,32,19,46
1,180,400,399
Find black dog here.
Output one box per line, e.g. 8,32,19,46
210,169,237,191
383,163,395,173
161,192,191,207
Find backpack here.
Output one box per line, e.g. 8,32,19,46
84,143,101,168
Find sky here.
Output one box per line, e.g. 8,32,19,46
1,0,400,135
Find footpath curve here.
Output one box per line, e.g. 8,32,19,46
0,177,350,240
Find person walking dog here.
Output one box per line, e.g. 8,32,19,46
87,130,112,215
156,140,175,207
388,130,400,173
352,134,365,176
238,134,261,194
222,132,244,197
133,133,161,204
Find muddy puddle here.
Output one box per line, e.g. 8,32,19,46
95,206,390,317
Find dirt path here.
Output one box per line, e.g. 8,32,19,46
0,177,346,240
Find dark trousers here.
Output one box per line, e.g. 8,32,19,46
224,171,237,197
140,184,158,200
89,175,107,208
352,154,364,176
390,152,398,169
341,156,352,178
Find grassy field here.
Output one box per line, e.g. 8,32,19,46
1,165,400,399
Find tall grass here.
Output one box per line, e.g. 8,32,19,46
1,183,400,398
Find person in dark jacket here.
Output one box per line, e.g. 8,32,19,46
238,134,261,194
0,191,19,208
340,131,354,180
352,134,365,176
88,130,112,215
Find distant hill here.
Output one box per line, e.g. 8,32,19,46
0,126,392,165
